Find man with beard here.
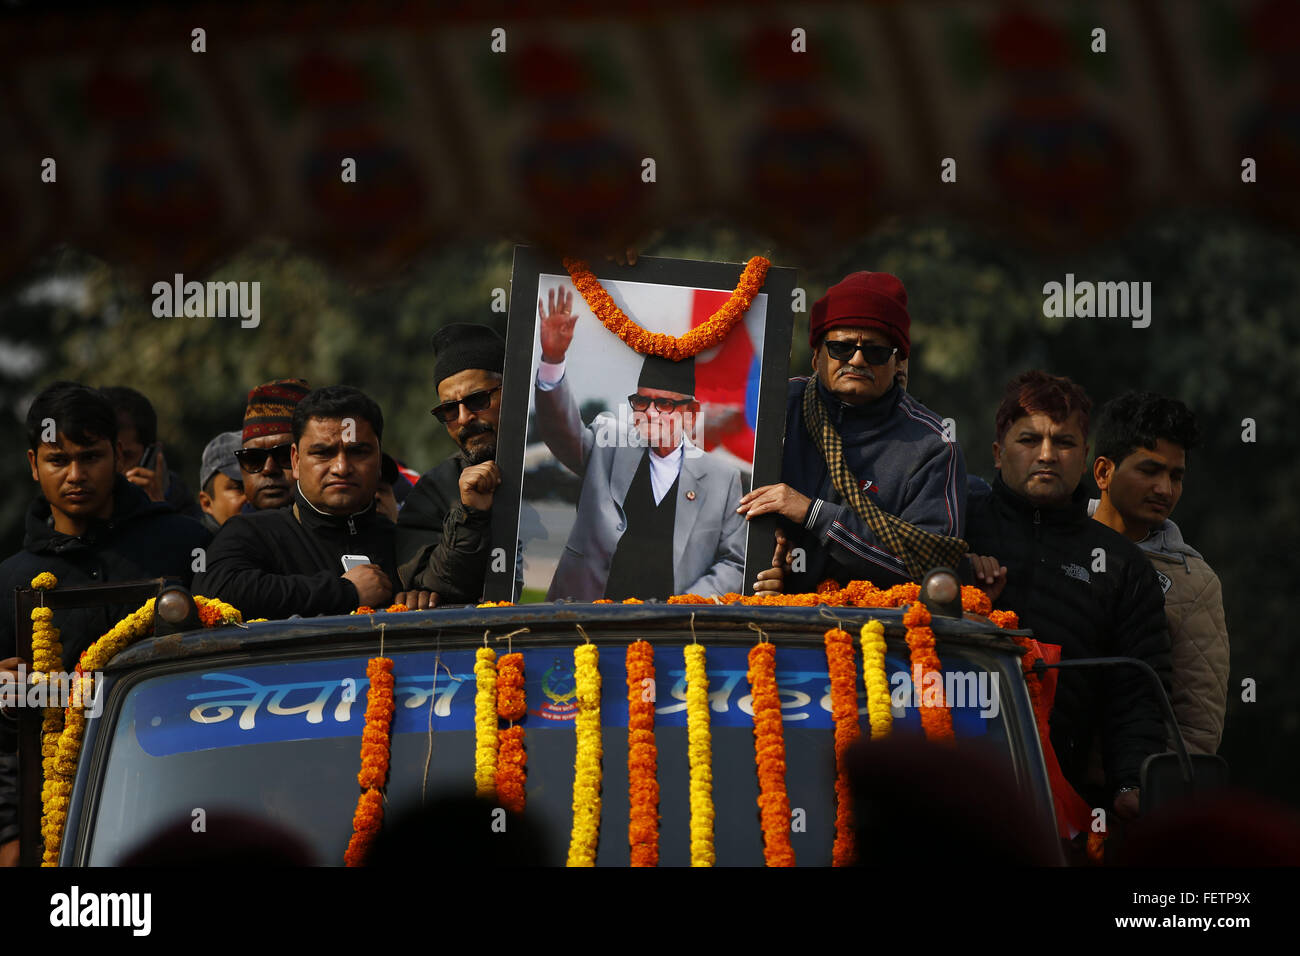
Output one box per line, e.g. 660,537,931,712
396,324,505,604
235,379,310,512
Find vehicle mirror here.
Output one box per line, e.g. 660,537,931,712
1140,752,1231,815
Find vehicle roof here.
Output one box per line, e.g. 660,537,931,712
108,602,1031,670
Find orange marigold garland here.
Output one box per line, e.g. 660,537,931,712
747,641,795,867
496,653,527,814
345,656,394,866
626,640,659,866
823,627,860,866
902,601,954,743
563,255,770,361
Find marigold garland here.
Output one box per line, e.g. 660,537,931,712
747,641,796,867
563,255,770,361
625,640,659,866
859,619,892,740
684,643,715,866
823,627,860,866
496,652,527,722
344,789,384,867
667,580,921,608
357,658,395,790
567,643,602,866
30,575,65,865
497,726,527,815
344,656,394,867
496,653,527,814
39,588,243,866
474,647,499,799
902,601,954,743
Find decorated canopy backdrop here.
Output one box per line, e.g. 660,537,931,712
3,0,1296,279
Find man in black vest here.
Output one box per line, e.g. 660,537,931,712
535,288,745,601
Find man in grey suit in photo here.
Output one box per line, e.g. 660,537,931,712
535,287,746,602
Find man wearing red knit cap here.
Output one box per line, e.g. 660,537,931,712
739,271,969,591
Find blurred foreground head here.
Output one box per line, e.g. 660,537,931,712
1117,791,1300,866
364,794,549,867
119,811,314,865
847,736,1058,866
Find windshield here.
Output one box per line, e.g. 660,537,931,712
84,638,1018,865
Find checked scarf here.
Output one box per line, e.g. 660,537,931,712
801,377,969,582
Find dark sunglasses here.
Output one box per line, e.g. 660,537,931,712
431,385,502,425
234,442,293,474
628,394,695,413
823,340,898,365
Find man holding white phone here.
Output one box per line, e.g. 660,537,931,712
196,386,436,619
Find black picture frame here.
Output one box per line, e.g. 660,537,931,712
484,245,795,602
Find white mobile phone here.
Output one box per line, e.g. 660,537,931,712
341,555,372,572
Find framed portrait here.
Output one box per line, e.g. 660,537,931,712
484,246,795,603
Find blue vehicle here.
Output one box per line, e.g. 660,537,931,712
17,577,1067,866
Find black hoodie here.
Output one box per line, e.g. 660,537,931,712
193,483,398,621
0,474,211,670
0,476,209,843
965,475,1172,799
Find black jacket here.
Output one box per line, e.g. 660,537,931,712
395,454,491,604
0,475,210,671
965,476,1172,797
194,484,398,621
0,476,209,843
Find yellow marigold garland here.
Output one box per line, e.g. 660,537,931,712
563,255,770,361
902,601,954,743
748,641,796,867
345,656,394,866
474,647,499,799
626,640,659,866
684,643,715,866
31,574,65,865
823,627,860,866
567,642,602,866
860,619,892,740
496,652,527,814
39,590,245,866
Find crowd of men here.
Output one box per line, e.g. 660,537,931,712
0,269,1229,864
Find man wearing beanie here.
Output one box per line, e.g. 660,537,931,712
739,271,969,590
396,323,506,604
534,287,745,601
237,378,310,511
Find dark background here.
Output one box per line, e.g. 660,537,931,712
1,1,1297,807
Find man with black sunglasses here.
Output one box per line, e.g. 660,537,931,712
739,271,969,592
534,288,745,601
236,379,310,511
395,323,507,604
